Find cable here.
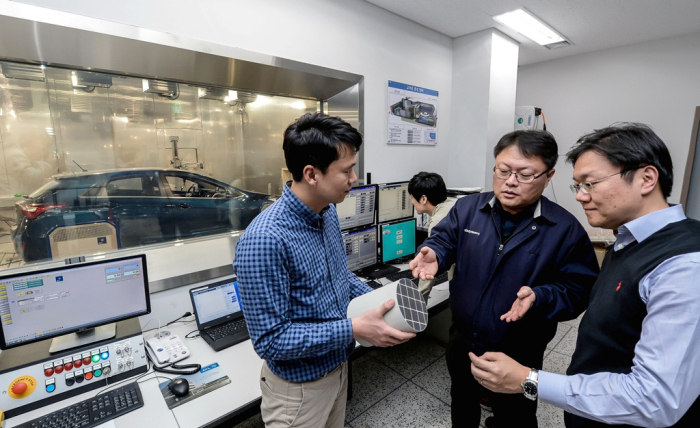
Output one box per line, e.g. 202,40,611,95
542,112,547,131
141,318,162,339
184,329,200,339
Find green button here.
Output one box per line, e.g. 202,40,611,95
94,369,102,377
92,355,100,363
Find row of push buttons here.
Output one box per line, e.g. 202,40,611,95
45,361,112,392
44,347,110,377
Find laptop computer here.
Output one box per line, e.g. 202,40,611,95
189,278,250,352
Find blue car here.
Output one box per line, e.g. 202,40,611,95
11,168,276,262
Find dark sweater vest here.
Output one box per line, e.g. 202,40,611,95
565,218,700,428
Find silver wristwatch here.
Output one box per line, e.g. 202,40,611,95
521,368,539,401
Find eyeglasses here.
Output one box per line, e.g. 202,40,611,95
569,167,641,195
493,167,550,184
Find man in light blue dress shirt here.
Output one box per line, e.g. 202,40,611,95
470,123,700,427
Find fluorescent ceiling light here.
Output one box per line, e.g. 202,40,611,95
493,9,565,46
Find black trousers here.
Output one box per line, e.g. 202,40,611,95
446,326,539,428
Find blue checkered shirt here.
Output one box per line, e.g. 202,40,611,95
233,184,372,382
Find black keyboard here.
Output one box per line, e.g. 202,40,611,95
385,270,450,286
385,270,415,282
16,382,143,428
208,319,247,341
365,280,383,289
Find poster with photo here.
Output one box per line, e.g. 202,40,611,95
387,81,439,146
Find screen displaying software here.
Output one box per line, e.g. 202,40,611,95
378,182,413,223
191,280,242,325
336,185,376,230
343,226,378,272
381,219,416,263
0,256,149,347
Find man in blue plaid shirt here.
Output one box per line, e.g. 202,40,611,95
234,113,414,428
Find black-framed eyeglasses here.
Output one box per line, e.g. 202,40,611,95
493,167,550,184
569,167,642,195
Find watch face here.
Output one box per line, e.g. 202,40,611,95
523,380,537,397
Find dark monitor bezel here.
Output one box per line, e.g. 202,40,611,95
377,181,414,223
379,218,417,264
342,224,379,273
337,184,378,231
0,254,151,350
189,276,244,331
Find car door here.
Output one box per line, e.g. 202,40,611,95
88,172,175,247
161,171,240,238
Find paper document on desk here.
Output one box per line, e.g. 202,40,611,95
159,362,231,409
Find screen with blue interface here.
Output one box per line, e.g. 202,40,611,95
336,185,376,230
343,226,378,272
378,182,413,223
0,255,150,349
380,219,416,263
191,280,242,324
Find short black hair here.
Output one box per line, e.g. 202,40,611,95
408,172,447,206
283,113,363,182
566,122,673,199
493,130,559,171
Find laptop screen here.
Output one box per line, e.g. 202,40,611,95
191,280,242,325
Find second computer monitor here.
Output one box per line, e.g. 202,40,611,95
378,181,413,223
380,218,416,264
342,226,378,272
337,184,377,230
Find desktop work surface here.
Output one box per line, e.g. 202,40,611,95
3,323,264,428
2,274,449,428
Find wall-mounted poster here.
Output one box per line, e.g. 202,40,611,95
387,81,439,146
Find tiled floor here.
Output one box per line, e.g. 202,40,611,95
234,313,583,428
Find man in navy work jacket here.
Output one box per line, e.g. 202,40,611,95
234,113,414,428
409,130,599,428
471,123,700,427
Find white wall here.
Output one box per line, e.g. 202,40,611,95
517,31,700,230
1,0,454,185
449,29,519,190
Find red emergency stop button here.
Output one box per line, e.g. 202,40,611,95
12,382,27,395
44,368,54,377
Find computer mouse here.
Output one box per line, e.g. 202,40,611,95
168,378,190,397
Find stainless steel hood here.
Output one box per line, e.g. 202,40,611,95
0,14,362,101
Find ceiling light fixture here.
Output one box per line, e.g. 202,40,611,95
493,9,565,46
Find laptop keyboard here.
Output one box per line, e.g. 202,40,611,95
385,270,449,286
207,319,247,341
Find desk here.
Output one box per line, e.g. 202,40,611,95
4,323,264,428
3,272,448,428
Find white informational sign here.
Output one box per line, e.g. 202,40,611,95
387,81,439,146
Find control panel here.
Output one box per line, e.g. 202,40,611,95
0,328,147,418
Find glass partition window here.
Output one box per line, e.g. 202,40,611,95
0,62,320,269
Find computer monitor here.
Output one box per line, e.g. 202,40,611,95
377,181,413,223
380,218,417,264
342,226,378,272
0,254,151,352
336,184,377,230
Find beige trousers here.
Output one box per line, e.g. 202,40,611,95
259,361,348,428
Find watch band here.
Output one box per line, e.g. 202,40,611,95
521,368,539,401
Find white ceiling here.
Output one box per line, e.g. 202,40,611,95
364,0,700,65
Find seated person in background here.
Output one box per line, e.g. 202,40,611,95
234,113,414,428
408,171,457,300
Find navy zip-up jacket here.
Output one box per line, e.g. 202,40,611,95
421,192,599,365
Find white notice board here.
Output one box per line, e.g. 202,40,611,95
387,81,439,146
